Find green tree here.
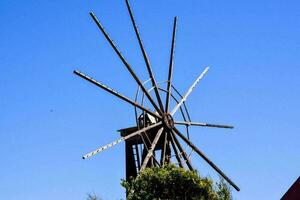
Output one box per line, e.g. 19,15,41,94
121,164,232,200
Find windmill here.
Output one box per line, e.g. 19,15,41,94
74,0,240,192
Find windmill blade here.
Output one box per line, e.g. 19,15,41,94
175,121,234,129
173,127,240,191
125,0,164,111
170,130,193,170
171,67,209,116
89,12,163,116
165,17,177,113
74,70,161,119
140,127,164,170
83,122,163,159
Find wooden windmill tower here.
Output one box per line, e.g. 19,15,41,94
74,0,240,192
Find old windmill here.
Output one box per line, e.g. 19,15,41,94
74,0,240,192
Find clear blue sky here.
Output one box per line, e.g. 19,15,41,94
1,0,299,199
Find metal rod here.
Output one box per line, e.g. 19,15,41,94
134,79,151,130
175,121,234,129
169,131,184,167
170,130,193,170
125,0,165,112
140,127,164,170
74,70,161,119
158,88,188,123
83,122,162,159
89,12,163,116
165,17,177,113
173,127,240,191
160,130,168,166
171,85,192,122
171,67,209,116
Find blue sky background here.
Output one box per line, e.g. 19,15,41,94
1,0,299,199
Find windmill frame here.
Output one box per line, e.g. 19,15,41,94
74,0,240,192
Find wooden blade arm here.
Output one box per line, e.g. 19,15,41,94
173,127,240,191
171,67,209,116
125,0,165,111
140,127,164,170
90,12,163,116
83,122,162,159
175,121,234,129
74,70,161,119
170,130,193,170
165,17,177,112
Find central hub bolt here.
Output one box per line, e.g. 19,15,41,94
162,113,174,130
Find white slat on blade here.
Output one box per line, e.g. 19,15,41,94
82,121,162,159
171,67,209,116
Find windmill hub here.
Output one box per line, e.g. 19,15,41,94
162,113,174,130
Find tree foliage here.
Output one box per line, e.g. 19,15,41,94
121,164,232,200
